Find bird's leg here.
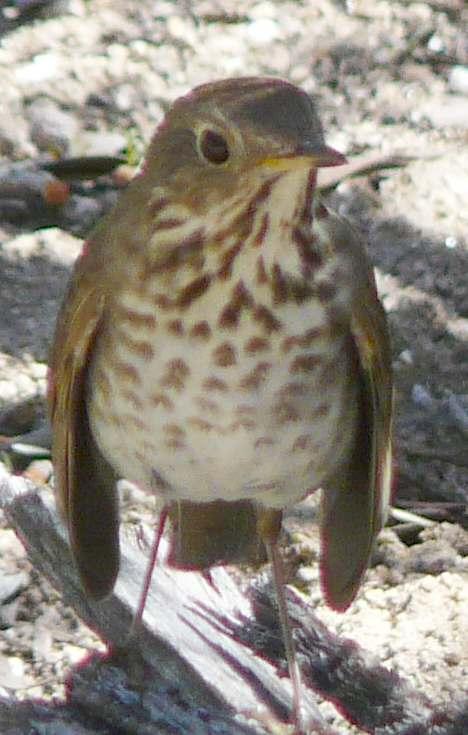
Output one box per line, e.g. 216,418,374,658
129,505,169,636
257,507,304,732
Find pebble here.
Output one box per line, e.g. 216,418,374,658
0,572,29,605
411,383,434,409
74,130,127,158
398,349,414,365
15,52,62,86
449,66,468,96
246,18,280,45
0,654,30,690
27,97,79,156
418,95,468,129
23,459,53,484
61,194,103,235
0,529,26,558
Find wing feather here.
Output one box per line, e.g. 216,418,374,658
48,246,119,598
320,211,393,610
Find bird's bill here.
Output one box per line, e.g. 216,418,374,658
261,144,346,171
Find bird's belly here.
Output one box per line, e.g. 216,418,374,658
88,320,359,508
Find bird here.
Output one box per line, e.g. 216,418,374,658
48,76,393,729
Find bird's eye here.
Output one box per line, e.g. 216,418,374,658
199,130,230,164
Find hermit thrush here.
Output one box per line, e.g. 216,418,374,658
48,77,393,728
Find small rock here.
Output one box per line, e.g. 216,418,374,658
0,396,40,435
398,349,413,365
406,540,459,575
15,52,62,86
446,393,468,438
61,194,104,235
0,572,29,605
27,97,79,156
449,66,468,96
0,529,26,558
419,95,468,130
23,459,53,484
411,383,434,409
246,17,280,45
74,130,127,158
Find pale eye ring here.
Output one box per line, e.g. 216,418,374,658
199,129,230,164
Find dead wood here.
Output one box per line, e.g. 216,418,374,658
0,467,466,734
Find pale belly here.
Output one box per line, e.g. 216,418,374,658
88,314,359,509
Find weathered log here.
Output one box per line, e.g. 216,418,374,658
0,467,466,734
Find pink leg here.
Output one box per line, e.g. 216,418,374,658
130,505,169,634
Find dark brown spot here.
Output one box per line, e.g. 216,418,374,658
166,438,186,450
276,382,308,398
300,169,318,223
188,417,213,432
154,218,184,230
167,319,184,336
293,226,323,273
317,361,339,388
244,336,270,354
218,241,243,279
275,402,300,424
213,342,237,367
167,358,190,376
253,304,282,333
203,376,228,392
116,329,155,361
271,263,288,305
163,423,186,437
212,176,279,247
115,306,157,331
281,327,326,352
256,256,268,284
250,176,278,210
157,230,205,272
177,273,211,309
195,396,219,414
232,177,278,238
121,414,147,431
218,281,253,329
290,280,314,303
121,389,144,411
317,281,337,302
112,360,141,386
151,392,174,410
255,436,275,448
154,294,173,310
148,196,169,218
239,361,271,390
290,354,321,373
160,358,190,391
190,321,212,339
253,212,270,247
292,434,312,451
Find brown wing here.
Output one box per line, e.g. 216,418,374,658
48,244,119,599
320,212,393,611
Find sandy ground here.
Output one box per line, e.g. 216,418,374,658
0,1,467,732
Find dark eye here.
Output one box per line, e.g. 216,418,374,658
199,130,230,164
